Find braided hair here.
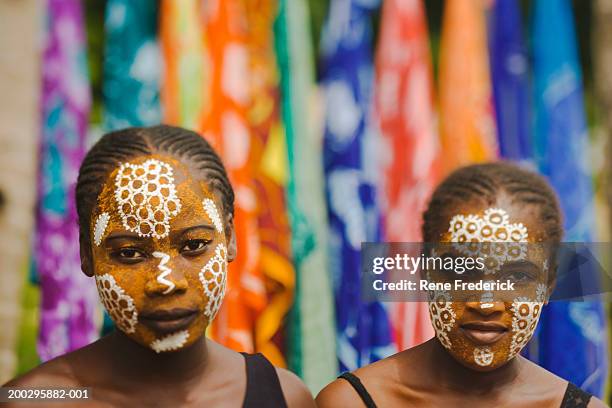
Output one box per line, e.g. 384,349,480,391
76,125,234,252
422,162,563,243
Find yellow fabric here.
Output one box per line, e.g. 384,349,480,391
438,0,498,175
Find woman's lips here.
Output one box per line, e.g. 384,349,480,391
139,308,198,333
460,322,508,345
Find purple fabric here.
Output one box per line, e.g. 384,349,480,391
35,0,98,361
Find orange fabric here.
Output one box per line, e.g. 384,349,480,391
201,0,264,353
374,0,437,350
244,0,294,368
159,0,207,129
438,0,498,175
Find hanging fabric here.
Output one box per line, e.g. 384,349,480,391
438,0,498,175
320,0,396,372
374,0,438,351
35,0,98,362
532,0,608,397
275,0,337,391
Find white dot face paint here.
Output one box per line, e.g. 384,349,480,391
433,206,550,369
152,251,174,295
508,283,547,359
202,198,224,233
150,330,190,353
474,347,494,366
114,158,182,239
448,208,528,274
427,289,456,350
95,273,138,333
93,212,110,246
199,243,228,321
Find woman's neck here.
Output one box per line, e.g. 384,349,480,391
107,331,209,386
427,338,523,393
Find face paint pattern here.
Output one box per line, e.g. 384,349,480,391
428,289,456,350
474,347,494,366
508,283,547,358
199,243,228,321
448,208,528,273
150,330,189,353
114,159,182,239
93,212,110,246
152,251,174,295
95,273,138,333
203,198,223,233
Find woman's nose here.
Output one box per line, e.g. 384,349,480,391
465,299,505,315
145,251,188,296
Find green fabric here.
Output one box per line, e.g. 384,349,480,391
275,0,337,393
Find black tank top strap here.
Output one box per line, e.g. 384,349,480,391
338,372,378,408
241,352,288,408
560,382,592,408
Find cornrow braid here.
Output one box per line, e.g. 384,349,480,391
422,162,563,243
76,125,234,250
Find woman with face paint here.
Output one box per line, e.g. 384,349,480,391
5,125,315,407
317,163,606,408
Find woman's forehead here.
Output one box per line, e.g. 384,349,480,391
103,154,217,196
438,194,544,242
93,154,222,235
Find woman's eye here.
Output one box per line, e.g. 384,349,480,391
181,239,209,254
113,248,146,263
506,271,533,283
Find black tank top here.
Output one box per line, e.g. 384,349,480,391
338,372,593,408
241,353,288,408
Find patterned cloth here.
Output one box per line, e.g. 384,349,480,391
35,0,98,361
275,0,337,391
438,0,498,175
201,0,264,356
374,0,438,351
244,0,294,367
103,0,161,130
532,0,608,397
159,0,207,130
321,0,395,372
489,0,531,162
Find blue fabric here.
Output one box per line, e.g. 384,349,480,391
100,0,160,335
532,0,608,396
489,0,531,161
103,0,161,130
320,0,395,372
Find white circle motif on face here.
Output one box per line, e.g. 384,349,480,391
150,330,189,353
95,273,138,333
199,243,228,321
447,208,528,273
114,158,182,239
474,347,494,366
509,284,547,359
428,289,456,350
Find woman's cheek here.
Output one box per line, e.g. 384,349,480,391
95,272,139,334
199,242,228,323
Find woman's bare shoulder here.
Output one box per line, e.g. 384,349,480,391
3,338,110,388
3,355,78,388
316,377,364,408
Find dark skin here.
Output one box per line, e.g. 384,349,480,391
4,155,315,408
317,193,607,408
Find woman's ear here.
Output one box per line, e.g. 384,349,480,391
225,213,237,262
79,233,94,277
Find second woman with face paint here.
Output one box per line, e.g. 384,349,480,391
316,162,606,408
4,126,316,408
